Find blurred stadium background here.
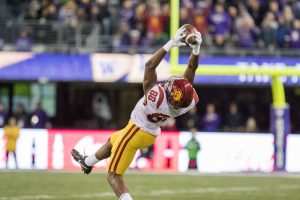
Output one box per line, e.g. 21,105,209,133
1,0,300,199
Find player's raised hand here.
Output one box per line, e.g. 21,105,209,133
171,26,187,47
189,31,202,55
163,26,187,52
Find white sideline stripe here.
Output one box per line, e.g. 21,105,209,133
127,171,300,178
49,170,300,178
0,185,299,199
2,170,300,179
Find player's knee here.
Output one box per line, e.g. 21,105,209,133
107,172,123,185
107,172,117,184
105,138,113,150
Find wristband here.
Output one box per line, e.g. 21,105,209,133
192,47,200,55
163,40,174,52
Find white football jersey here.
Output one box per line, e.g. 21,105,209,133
130,84,198,136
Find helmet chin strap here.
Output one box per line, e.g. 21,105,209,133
165,83,179,109
167,100,180,110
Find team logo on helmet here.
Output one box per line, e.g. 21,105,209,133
171,89,183,102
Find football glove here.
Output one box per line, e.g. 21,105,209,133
189,31,202,55
163,26,187,52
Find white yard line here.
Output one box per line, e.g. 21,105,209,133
0,184,299,200
0,195,54,200
146,186,259,196
148,184,300,196
0,193,115,200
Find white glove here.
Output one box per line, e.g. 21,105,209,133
163,26,187,52
189,31,202,55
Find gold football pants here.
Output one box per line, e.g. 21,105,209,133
108,120,156,175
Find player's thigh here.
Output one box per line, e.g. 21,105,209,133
141,131,156,148
110,130,156,175
131,129,156,149
109,130,122,146
108,123,138,172
109,122,134,146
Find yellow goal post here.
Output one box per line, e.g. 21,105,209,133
169,0,300,109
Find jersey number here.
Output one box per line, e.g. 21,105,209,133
147,90,158,102
147,113,169,123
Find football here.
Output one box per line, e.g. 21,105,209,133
182,24,197,45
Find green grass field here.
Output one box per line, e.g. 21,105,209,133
0,171,300,200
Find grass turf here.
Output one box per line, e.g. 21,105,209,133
0,171,300,200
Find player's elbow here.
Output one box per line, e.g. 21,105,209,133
145,60,155,70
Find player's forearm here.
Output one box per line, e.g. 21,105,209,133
143,48,167,93
145,48,167,70
184,52,199,84
184,29,202,84
187,53,199,71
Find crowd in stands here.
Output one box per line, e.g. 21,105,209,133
0,99,259,132
0,101,51,129
162,102,259,133
3,0,300,51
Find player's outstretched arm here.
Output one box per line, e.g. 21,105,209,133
183,31,202,85
143,27,187,94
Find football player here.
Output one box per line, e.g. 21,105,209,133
71,26,202,200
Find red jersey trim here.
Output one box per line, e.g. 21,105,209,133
157,85,164,109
